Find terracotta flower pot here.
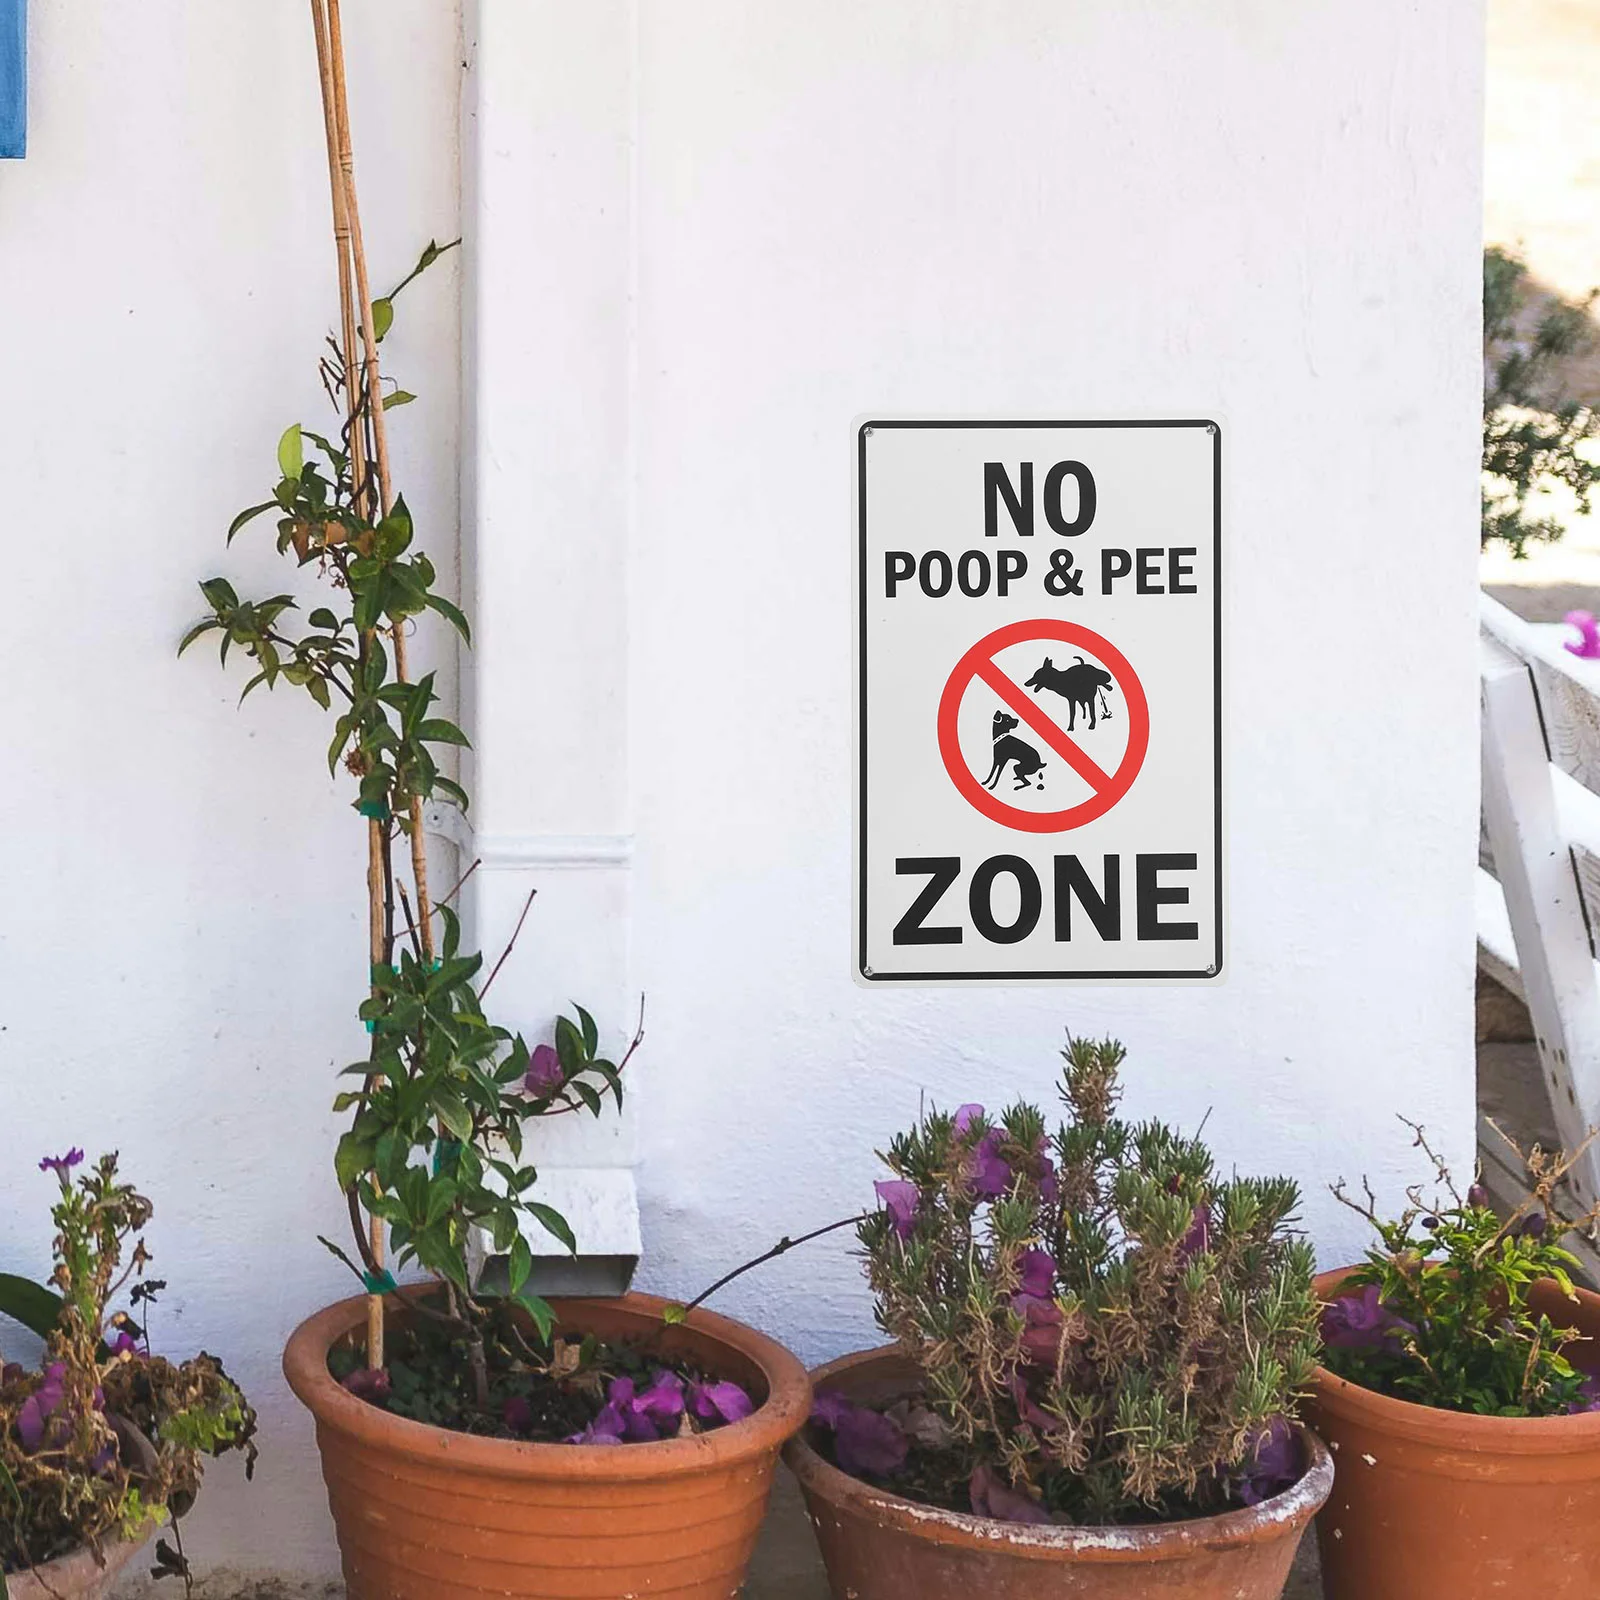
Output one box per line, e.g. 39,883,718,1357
784,1347,1332,1599
283,1290,811,1599
4,1531,151,1600
1307,1267,1600,1600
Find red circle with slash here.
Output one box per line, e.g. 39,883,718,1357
937,619,1150,832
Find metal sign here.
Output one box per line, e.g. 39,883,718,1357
857,419,1222,983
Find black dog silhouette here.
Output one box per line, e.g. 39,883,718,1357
1024,655,1114,730
984,711,1046,792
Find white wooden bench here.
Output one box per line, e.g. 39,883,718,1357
1478,593,1600,1251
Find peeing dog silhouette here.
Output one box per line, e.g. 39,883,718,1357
1024,655,1114,731
984,711,1047,792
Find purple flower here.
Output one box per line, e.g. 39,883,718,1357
503,1394,533,1434
106,1328,144,1360
1567,610,1600,660
635,1370,687,1424
811,1389,853,1428
606,1378,662,1442
1035,1152,1059,1204
1320,1284,1414,1354
1008,1371,1060,1433
1016,1248,1055,1299
568,1399,629,1445
953,1104,986,1136
1177,1202,1212,1263
970,1463,1051,1524
874,1179,921,1240
1569,1375,1600,1415
971,1131,1013,1200
1466,1184,1490,1210
1012,1292,1066,1366
339,1367,392,1404
1517,1211,1548,1239
1237,1416,1299,1506
525,1043,565,1096
17,1363,67,1453
810,1390,908,1476
688,1378,754,1426
38,1149,83,1178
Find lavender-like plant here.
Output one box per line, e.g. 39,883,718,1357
836,1035,1320,1525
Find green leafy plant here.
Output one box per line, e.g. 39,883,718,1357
0,1152,255,1587
827,1036,1320,1526
1483,245,1600,556
1324,1121,1600,1416
181,242,639,1406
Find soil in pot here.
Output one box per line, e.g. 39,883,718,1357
284,1290,811,1600
1308,1269,1600,1600
784,1347,1333,1600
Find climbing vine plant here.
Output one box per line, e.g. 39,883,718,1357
182,226,634,1394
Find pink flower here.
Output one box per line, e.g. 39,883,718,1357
953,1104,986,1136
970,1463,1051,1524
874,1179,921,1239
525,1043,564,1096
1567,611,1600,660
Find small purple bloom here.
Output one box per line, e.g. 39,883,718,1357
1237,1416,1299,1506
525,1043,565,1096
1177,1202,1212,1263
1466,1184,1490,1210
503,1394,533,1434
953,1103,986,1136
38,1149,83,1178
1518,1211,1549,1239
1035,1152,1059,1204
1012,1292,1066,1366
1569,1375,1600,1415
972,1131,1013,1201
689,1379,754,1426
107,1329,144,1360
970,1463,1051,1524
1016,1248,1055,1299
811,1389,854,1428
568,1399,628,1445
874,1179,921,1240
635,1370,687,1423
833,1405,908,1477
17,1363,67,1453
1320,1284,1414,1354
339,1367,392,1404
1567,610,1600,661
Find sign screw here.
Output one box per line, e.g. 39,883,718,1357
863,965,874,977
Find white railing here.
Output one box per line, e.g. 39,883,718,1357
1478,592,1600,1229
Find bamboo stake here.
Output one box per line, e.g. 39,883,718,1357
310,0,387,1369
324,0,437,966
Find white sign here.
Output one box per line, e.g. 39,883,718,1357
857,420,1222,983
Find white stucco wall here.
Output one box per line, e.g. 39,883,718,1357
2,0,1483,1580
0,0,462,1575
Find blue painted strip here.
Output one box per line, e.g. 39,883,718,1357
0,0,23,159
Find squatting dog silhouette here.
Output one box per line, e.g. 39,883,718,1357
1025,655,1114,730
984,710,1047,792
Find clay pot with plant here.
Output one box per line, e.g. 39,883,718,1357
181,6,808,1595
784,1034,1333,1600
1308,1122,1600,1600
0,1152,257,1599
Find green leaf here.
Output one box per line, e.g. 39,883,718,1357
372,298,394,341
661,1303,689,1327
416,718,471,748
307,675,332,710
514,1290,554,1342
199,576,239,612
508,1234,533,1294
177,618,220,656
424,592,471,643
334,1133,375,1194
434,1091,473,1143
309,607,340,630
576,1005,599,1057
278,423,304,481
0,1272,64,1340
227,501,277,544
383,390,417,410
528,1202,577,1255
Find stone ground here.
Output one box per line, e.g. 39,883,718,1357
108,4,1600,1599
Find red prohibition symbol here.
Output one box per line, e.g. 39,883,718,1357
937,619,1150,833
